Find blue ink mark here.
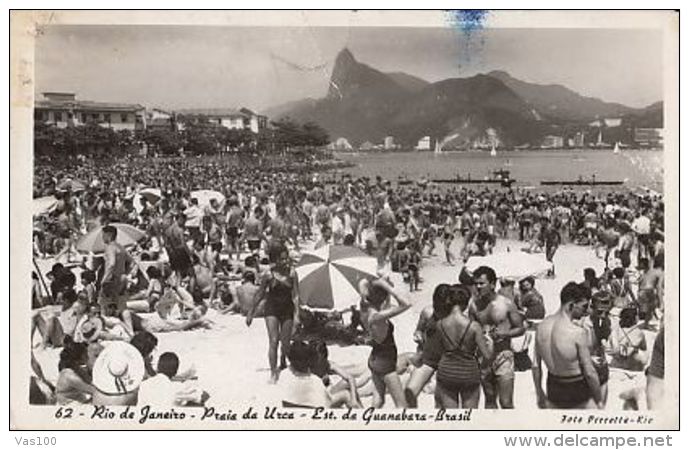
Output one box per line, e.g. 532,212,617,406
445,10,490,73
446,10,489,35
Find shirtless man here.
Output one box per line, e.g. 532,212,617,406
532,282,604,409
300,195,314,240
374,198,397,270
468,265,525,409
266,207,289,246
234,271,260,316
241,207,265,259
597,221,620,269
616,222,634,269
225,198,245,261
189,254,217,303
100,225,136,316
637,256,664,328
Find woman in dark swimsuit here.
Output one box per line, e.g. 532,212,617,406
433,285,493,408
359,277,411,408
404,283,451,407
247,248,299,383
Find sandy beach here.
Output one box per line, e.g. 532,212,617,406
31,236,657,411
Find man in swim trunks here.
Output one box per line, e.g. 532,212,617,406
543,219,561,277
189,254,216,303
242,207,265,259
100,225,136,316
616,222,634,269
374,197,397,270
637,257,663,328
225,197,245,261
468,265,525,409
165,213,192,275
532,282,604,409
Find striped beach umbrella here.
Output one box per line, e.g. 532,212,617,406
75,223,146,254
295,245,378,311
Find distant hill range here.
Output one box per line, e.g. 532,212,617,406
264,48,663,147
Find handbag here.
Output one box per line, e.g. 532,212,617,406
511,332,533,372
514,350,532,372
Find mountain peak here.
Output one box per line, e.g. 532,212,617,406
328,48,360,99
336,47,356,63
487,70,512,80
327,47,405,101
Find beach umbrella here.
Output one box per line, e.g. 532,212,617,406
132,188,162,213
75,223,146,254
191,189,225,206
465,251,553,281
295,244,378,311
33,196,58,217
56,178,86,192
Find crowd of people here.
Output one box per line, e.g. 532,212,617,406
30,153,666,411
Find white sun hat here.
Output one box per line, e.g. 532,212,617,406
92,341,145,395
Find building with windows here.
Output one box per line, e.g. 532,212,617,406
145,108,181,132
541,135,564,149
572,131,585,148
384,136,395,150
34,92,146,131
634,128,664,148
328,137,353,151
415,136,431,151
177,107,267,133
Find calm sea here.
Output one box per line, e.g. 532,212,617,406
335,149,664,193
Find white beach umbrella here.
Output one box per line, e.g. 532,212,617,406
33,196,58,217
191,190,225,207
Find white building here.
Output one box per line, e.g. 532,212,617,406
384,136,395,149
572,131,585,148
415,136,431,150
604,118,622,127
145,108,181,131
34,92,146,131
542,135,564,149
178,107,267,133
333,137,353,150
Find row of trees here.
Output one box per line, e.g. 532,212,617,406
34,116,331,157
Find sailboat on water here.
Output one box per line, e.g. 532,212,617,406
490,142,497,157
613,142,620,154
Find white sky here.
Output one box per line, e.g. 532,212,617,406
35,25,663,112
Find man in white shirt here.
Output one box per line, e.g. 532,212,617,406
137,352,181,408
280,341,330,408
184,198,204,243
331,207,346,245
632,210,652,264
632,212,651,235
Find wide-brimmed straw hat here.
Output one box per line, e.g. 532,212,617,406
92,342,145,395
